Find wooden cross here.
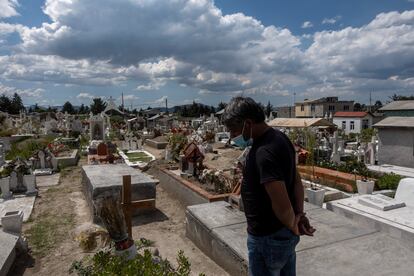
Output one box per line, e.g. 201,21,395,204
121,175,156,239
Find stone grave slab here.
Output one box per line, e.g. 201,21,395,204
0,195,36,225
187,201,246,229
327,196,414,246
297,207,377,252
82,164,158,222
297,232,414,276
358,194,406,211
0,231,18,276
36,173,60,188
186,200,414,276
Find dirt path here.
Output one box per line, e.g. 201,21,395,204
9,158,228,276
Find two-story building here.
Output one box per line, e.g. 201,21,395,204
295,97,354,118
333,111,373,134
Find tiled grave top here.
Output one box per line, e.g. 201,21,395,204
82,164,158,189
331,196,414,230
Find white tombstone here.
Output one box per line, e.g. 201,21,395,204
23,175,37,196
394,178,414,208
9,171,17,190
51,156,58,171
38,150,46,169
0,177,12,199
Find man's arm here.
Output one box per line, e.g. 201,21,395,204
293,169,304,215
264,181,299,235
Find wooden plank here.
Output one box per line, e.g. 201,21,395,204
124,199,156,209
122,175,132,239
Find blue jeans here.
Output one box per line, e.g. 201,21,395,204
247,228,300,276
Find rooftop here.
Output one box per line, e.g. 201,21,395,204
268,118,335,128
334,111,370,118
379,100,414,111
373,116,414,128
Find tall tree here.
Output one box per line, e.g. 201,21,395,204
79,104,85,114
62,101,75,114
354,102,362,111
217,102,227,111
10,93,25,114
90,98,107,114
0,94,11,113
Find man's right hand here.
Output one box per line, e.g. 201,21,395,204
297,213,316,236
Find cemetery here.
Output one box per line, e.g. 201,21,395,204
0,97,414,276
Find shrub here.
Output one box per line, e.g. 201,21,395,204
69,249,197,276
377,173,403,190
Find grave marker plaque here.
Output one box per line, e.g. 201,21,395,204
358,194,406,211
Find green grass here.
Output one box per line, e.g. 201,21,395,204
25,211,75,257
126,152,152,163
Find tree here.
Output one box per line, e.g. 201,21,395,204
389,94,414,101
217,102,227,111
354,102,362,111
265,101,273,117
0,94,11,113
90,97,107,114
78,104,85,114
373,100,383,112
62,101,75,114
9,93,25,114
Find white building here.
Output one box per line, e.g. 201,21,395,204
333,112,373,134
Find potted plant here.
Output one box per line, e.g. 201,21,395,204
356,176,375,195
306,181,325,207
95,193,136,260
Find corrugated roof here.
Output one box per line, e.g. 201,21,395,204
373,116,414,128
334,111,369,118
268,118,335,128
379,100,414,111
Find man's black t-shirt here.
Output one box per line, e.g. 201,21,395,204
242,127,297,236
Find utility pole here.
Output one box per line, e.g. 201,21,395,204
165,97,168,115
369,91,372,113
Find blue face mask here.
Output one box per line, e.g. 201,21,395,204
232,122,253,149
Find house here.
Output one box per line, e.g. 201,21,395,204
295,97,354,118
373,117,414,168
276,106,295,118
379,100,414,117
333,111,373,135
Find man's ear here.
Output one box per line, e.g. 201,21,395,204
245,119,253,128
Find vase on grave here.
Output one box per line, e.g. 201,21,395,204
306,187,325,207
356,179,375,195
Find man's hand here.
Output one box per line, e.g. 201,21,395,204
297,213,316,236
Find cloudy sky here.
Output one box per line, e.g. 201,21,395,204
0,0,414,108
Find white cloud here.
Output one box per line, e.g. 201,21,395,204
154,95,168,105
0,82,43,98
301,21,313,29
122,94,139,101
322,15,342,25
0,1,412,101
0,0,19,19
76,92,94,100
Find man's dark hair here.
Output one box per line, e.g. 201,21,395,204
222,97,265,129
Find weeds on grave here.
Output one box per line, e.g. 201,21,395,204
69,249,203,276
377,173,403,190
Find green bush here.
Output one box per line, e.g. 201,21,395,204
69,249,198,276
377,173,403,190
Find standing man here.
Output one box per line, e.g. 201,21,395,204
222,97,315,276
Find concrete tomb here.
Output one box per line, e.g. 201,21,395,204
81,164,158,223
